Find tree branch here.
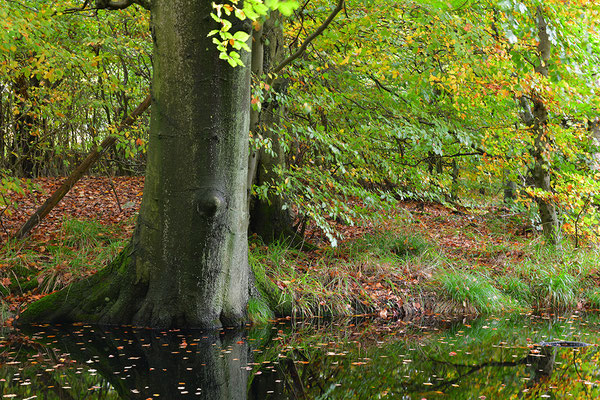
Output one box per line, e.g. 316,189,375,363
270,0,345,77
63,0,150,14
95,0,151,10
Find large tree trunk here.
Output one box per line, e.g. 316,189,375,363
19,0,252,329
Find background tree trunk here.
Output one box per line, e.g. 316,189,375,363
12,75,40,177
521,7,560,245
248,14,296,243
18,0,252,329
588,117,600,170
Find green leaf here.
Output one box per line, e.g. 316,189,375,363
277,0,298,16
233,31,250,42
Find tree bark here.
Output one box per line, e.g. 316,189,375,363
248,14,297,243
18,0,252,329
521,7,560,245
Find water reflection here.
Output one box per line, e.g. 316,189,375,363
1,314,600,399
3,324,251,399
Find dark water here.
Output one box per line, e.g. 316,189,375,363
1,313,600,399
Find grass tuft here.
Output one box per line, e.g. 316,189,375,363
2,218,127,296
344,230,431,259
60,218,112,248
438,271,515,314
531,270,578,310
584,289,600,309
497,275,532,305
247,297,274,324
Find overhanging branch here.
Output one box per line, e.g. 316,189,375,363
96,0,151,10
63,0,150,14
270,0,345,77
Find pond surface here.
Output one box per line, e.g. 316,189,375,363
1,313,600,399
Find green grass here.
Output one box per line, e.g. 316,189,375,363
496,275,532,305
60,217,115,248
531,270,579,310
584,289,600,309
1,218,128,296
246,224,448,318
437,270,517,313
342,230,431,259
250,237,376,318
247,297,274,324
477,241,600,312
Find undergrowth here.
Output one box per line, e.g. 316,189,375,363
4,200,600,323
1,217,127,297
250,226,439,318
436,241,600,313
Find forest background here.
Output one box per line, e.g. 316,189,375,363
2,0,600,323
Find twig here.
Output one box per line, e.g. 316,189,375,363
574,194,592,249
0,193,11,237
6,0,39,12
270,0,345,79
102,162,123,213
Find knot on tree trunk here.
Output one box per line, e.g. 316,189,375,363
196,191,226,218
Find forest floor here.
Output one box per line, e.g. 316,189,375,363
2,176,600,327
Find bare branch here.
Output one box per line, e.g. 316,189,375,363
270,0,345,77
63,0,150,14
95,0,151,10
6,0,39,13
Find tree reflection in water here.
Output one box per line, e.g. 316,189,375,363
6,324,250,399
2,315,600,399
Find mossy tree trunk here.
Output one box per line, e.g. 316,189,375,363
520,7,560,245
19,0,252,329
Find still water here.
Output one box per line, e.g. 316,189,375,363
1,313,600,399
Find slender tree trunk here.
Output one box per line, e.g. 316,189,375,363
0,85,5,167
12,75,40,177
450,159,459,201
19,0,252,329
248,14,296,242
589,117,600,170
521,7,560,245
